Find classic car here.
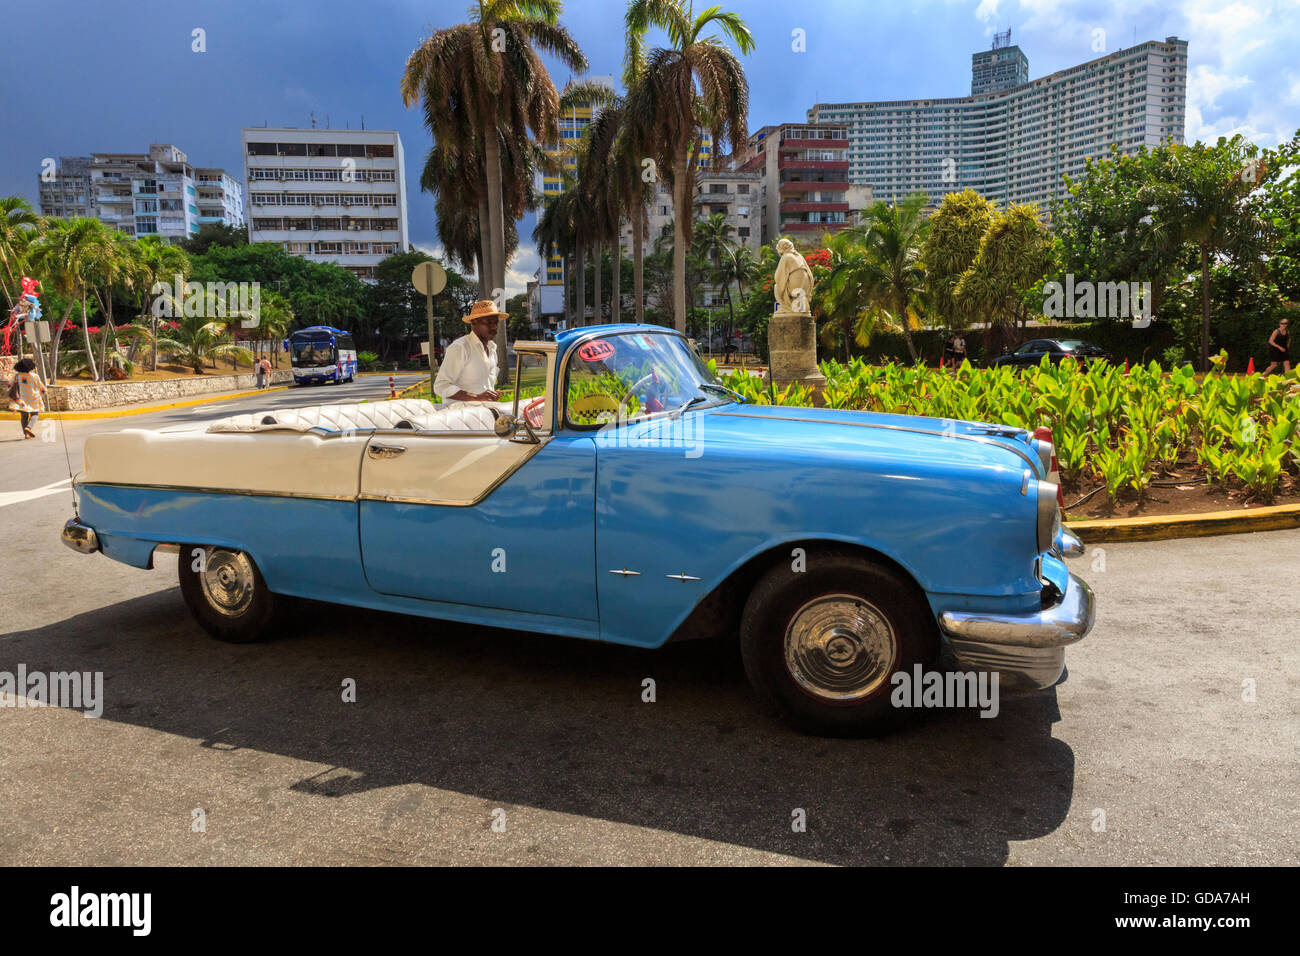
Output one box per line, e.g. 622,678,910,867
61,323,1094,735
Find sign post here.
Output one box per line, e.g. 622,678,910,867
411,262,447,399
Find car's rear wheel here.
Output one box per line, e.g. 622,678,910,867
178,545,286,643
740,550,939,736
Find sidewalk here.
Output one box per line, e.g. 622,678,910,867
1,383,291,421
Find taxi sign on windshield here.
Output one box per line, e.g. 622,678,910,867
577,340,616,363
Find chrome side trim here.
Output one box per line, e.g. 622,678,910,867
77,482,356,503
1020,469,1032,495
608,568,641,576
61,518,100,554
939,570,1095,649
712,411,1040,473
666,573,701,582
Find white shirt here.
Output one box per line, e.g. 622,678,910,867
433,331,498,401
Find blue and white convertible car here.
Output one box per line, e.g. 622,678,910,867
62,324,1093,735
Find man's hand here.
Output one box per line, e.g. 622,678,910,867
475,389,500,401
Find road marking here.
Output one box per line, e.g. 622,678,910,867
191,404,232,414
0,478,72,510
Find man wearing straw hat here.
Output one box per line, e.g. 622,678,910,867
433,299,505,402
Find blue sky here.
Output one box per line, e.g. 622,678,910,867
2,0,1296,295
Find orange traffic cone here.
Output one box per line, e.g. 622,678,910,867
1247,357,1256,375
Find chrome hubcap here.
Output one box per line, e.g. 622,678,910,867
784,593,897,701
198,549,255,617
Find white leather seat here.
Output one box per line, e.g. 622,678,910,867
207,399,504,434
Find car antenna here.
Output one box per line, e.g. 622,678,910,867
58,411,79,517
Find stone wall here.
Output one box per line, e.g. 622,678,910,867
17,369,294,411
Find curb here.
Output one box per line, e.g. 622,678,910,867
396,379,428,399
1066,502,1300,543
1,385,290,421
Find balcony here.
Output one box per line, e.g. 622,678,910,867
778,158,849,172
779,179,849,193
694,191,733,203
780,201,849,214
780,138,849,150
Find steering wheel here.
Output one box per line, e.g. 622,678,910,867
523,396,546,429
617,371,660,421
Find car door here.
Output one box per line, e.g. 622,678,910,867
358,428,597,621
1014,340,1049,366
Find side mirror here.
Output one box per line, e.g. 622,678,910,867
494,412,540,444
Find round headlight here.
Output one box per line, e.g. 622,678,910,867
1036,479,1061,553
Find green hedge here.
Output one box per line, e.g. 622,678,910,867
842,315,1288,372
844,322,1183,368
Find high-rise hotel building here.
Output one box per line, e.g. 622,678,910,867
242,127,409,281
808,35,1187,210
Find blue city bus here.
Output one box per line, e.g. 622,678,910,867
285,326,357,385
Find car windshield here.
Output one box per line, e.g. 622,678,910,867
1057,340,1085,350
565,331,732,427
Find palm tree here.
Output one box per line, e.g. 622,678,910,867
155,308,253,373
27,217,116,384
843,195,931,362
625,0,754,333
256,291,294,368
86,230,142,380
0,196,42,313
533,188,583,326
694,212,739,347
402,0,586,355
134,235,190,370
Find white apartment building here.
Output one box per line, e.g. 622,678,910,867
242,127,409,282
808,36,1188,210
38,145,245,241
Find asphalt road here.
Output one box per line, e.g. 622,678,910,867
0,386,1296,865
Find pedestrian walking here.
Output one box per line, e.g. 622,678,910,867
1261,317,1291,375
7,358,47,439
950,332,967,365
257,355,272,388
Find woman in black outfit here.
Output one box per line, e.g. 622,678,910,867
1262,317,1291,375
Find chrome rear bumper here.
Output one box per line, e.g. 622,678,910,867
61,517,100,554
938,570,1095,689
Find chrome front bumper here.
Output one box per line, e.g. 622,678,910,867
61,517,99,554
938,570,1096,689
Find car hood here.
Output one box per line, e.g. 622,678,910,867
672,402,1042,475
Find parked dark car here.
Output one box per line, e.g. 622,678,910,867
989,338,1111,369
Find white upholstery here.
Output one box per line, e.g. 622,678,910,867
206,399,505,434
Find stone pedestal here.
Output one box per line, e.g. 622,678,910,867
768,310,826,406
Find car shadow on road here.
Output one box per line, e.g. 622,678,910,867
5,590,1076,865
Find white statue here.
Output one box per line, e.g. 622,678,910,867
774,238,814,314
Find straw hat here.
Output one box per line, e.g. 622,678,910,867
463,299,508,323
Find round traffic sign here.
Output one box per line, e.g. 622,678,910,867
412,261,447,296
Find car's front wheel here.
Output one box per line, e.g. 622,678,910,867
178,545,286,643
740,550,939,736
